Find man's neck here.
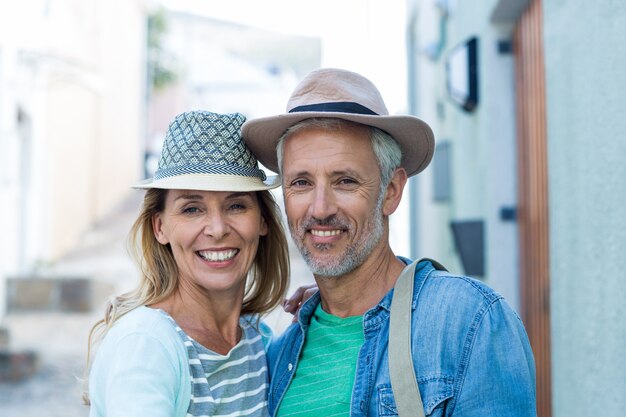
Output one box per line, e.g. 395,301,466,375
314,247,406,318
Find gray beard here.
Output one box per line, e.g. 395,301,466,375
290,194,385,278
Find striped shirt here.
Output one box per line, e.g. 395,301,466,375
164,312,270,417
276,304,364,417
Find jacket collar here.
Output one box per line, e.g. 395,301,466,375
295,257,437,326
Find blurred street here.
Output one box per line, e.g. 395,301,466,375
0,190,313,416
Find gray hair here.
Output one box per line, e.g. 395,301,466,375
276,118,402,189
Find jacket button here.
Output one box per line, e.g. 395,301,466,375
288,363,293,371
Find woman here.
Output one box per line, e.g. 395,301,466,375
86,110,290,417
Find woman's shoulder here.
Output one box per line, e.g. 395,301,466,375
99,306,182,353
109,306,175,334
89,306,192,416
92,306,188,378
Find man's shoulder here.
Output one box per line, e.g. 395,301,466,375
423,267,502,302
410,260,526,358
412,258,506,314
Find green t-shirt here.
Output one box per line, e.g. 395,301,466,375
277,304,364,417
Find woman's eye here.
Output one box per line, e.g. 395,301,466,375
182,206,200,214
229,203,246,211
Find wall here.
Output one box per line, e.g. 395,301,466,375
41,0,146,261
0,0,146,317
544,1,626,415
409,0,520,311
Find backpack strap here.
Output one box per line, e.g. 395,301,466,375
389,258,447,417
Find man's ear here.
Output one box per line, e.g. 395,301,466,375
382,168,408,216
152,213,169,245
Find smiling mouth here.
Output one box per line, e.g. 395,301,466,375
197,249,239,262
310,229,343,237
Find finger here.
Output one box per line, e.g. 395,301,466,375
302,288,317,303
283,285,310,313
283,301,296,314
288,286,307,302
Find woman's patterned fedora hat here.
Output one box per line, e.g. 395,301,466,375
133,111,279,191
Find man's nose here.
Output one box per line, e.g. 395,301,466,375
309,185,338,220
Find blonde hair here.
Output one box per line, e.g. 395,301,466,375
83,188,289,403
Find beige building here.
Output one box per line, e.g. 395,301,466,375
0,0,147,317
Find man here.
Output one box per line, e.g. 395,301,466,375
243,68,536,416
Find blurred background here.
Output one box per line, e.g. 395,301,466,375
0,0,624,416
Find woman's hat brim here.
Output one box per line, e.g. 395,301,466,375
242,111,435,177
132,173,281,191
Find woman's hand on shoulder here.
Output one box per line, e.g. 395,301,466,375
282,283,318,323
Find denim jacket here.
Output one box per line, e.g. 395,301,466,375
267,258,537,416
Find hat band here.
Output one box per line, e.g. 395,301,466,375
154,164,267,181
289,101,379,115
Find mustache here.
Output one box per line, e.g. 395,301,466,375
300,215,348,230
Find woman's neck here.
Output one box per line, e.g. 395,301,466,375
150,286,244,354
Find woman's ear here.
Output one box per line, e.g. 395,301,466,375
152,213,169,245
259,215,269,237
382,168,408,216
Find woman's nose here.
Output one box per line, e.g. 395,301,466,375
202,213,230,239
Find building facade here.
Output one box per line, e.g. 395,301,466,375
407,0,626,416
0,0,147,317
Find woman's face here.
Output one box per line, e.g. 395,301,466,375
152,190,267,297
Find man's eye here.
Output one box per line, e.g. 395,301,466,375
292,179,310,187
338,178,357,185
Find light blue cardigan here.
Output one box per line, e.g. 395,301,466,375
89,306,273,416
89,306,191,417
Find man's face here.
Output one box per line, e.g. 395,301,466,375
281,124,385,277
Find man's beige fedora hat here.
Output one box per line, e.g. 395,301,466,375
242,68,435,177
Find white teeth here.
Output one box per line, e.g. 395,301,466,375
311,229,342,237
198,249,238,262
